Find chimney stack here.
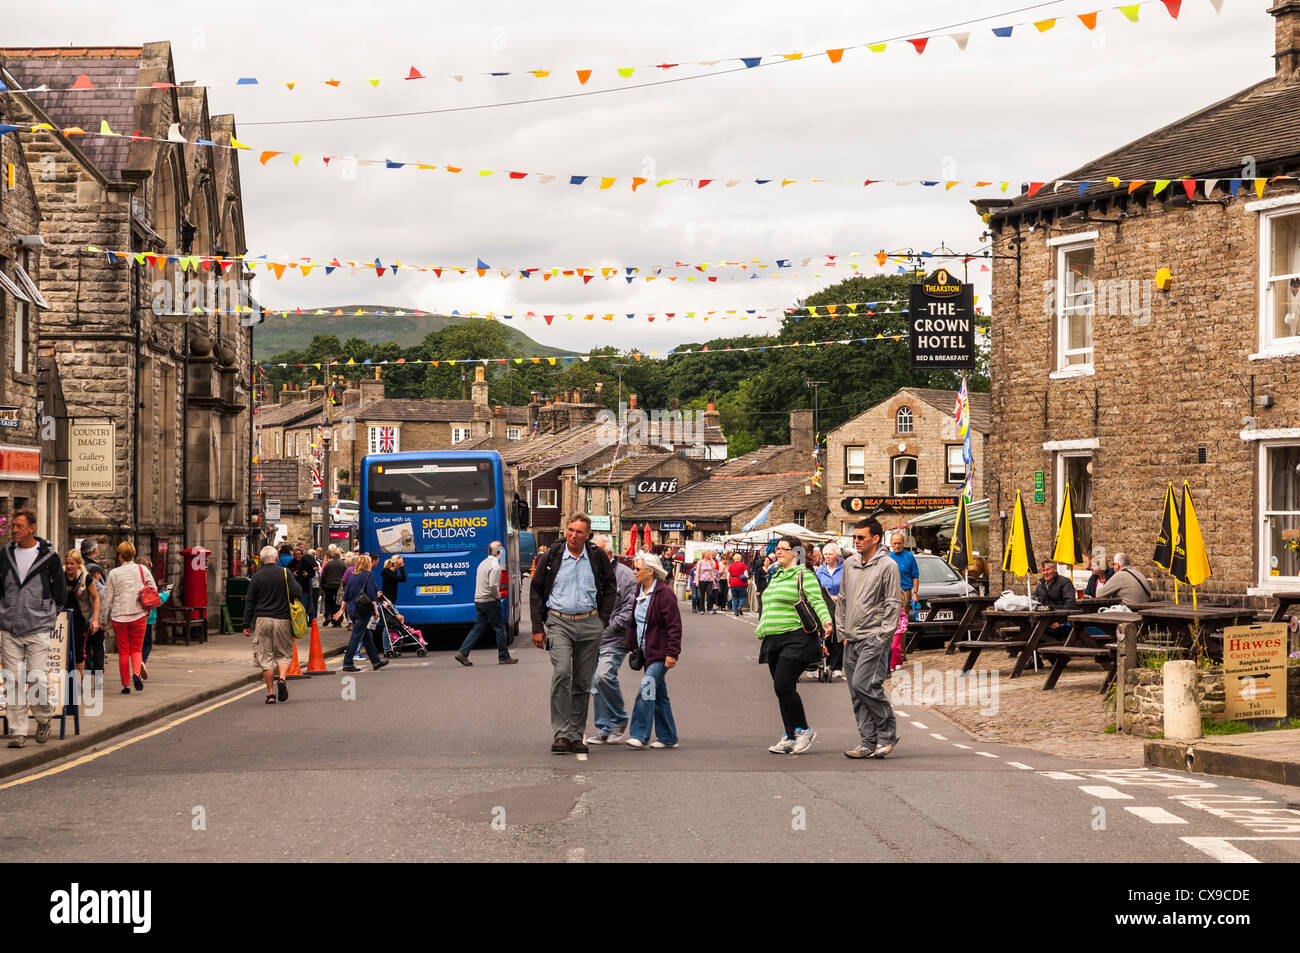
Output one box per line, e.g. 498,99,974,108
527,393,539,435
280,382,303,404
359,365,384,405
305,379,325,404
342,379,361,409
1271,1,1300,82
471,364,489,408
789,409,814,453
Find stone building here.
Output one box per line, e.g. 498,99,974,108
826,387,989,550
973,3,1300,603
624,468,822,540
1,44,253,598
571,450,711,546
0,81,55,534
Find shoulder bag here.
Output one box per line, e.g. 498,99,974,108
285,569,308,639
794,570,822,635
137,564,162,611
353,571,374,619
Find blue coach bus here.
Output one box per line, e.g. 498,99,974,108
359,450,527,642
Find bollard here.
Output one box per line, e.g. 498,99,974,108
1162,660,1202,740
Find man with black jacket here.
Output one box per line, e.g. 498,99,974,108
529,514,617,754
320,547,346,625
243,545,304,704
289,545,318,620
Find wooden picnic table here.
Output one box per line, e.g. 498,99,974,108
1267,590,1300,624
1135,605,1255,659
954,607,1075,677
895,593,994,655
1041,611,1142,692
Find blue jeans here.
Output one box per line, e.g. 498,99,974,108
628,660,677,745
730,587,747,614
345,612,381,667
458,600,509,659
590,644,629,733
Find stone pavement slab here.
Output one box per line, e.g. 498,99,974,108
1145,728,1300,787
0,624,352,780
893,644,1144,763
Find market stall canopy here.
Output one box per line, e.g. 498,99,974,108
720,522,835,546
906,498,990,529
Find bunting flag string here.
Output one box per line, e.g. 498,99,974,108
83,244,994,281
158,300,987,324
0,0,1214,95
11,121,1286,200
250,326,992,370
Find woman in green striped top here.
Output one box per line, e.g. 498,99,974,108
756,535,833,755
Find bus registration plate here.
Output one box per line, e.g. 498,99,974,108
417,585,451,595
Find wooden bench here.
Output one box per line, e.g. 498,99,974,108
155,605,208,646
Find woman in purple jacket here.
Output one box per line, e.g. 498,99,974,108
623,552,682,749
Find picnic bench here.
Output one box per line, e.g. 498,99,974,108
1040,611,1141,692
1267,590,1300,624
953,607,1075,677
155,604,208,646
903,593,996,654
1134,604,1255,660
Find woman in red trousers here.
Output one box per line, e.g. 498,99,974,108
99,541,157,694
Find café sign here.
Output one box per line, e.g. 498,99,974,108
632,478,678,494
0,406,20,430
908,268,975,370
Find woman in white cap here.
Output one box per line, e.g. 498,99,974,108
623,552,682,749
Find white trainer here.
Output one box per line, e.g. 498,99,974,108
768,735,794,754
649,741,678,749
624,737,647,749
790,727,817,754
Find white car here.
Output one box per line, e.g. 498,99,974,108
330,500,360,524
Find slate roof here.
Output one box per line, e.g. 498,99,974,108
993,75,1300,219
257,459,309,510
498,423,606,468
352,398,528,425
624,470,813,521
0,47,145,181
578,450,678,483
903,388,991,433
709,445,798,477
253,399,326,428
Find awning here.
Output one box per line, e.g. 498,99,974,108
0,270,28,304
15,267,49,309
906,498,990,529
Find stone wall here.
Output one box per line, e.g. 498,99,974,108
1123,665,1300,736
985,182,1300,604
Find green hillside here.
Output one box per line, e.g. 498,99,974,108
252,305,567,361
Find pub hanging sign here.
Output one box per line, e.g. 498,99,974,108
909,268,975,370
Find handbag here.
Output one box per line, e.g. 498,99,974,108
794,570,821,635
137,564,161,611
353,571,374,619
285,570,308,639
628,645,645,671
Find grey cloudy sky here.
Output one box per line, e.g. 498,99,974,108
10,0,1272,354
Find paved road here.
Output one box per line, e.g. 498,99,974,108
2,602,1298,862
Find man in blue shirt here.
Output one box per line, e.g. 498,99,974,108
529,515,617,755
887,532,920,672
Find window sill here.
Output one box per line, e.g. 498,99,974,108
1049,366,1095,380
1247,584,1300,597
1248,341,1300,361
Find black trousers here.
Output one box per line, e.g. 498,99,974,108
768,654,810,738
323,586,340,624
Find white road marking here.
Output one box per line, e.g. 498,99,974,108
1039,771,1085,781
1125,806,1188,825
929,733,948,741
975,752,999,759
1006,762,1034,770
575,754,588,762
952,743,972,749
1179,837,1262,863
566,847,587,863
1079,785,1134,800
896,711,910,718
910,721,929,729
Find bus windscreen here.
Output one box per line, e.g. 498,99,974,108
367,460,496,513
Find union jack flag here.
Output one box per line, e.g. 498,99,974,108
377,426,396,453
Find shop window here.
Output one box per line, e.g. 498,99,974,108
892,456,918,495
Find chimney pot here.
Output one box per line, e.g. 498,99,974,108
1270,1,1300,81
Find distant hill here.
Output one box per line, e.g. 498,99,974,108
252,305,569,361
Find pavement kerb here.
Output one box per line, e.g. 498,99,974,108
0,644,349,782
1144,737,1300,788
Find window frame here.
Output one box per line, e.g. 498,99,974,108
895,407,914,434
844,445,865,484
451,424,471,444
1056,451,1094,561
537,488,558,509
891,455,918,495
506,427,522,440
945,444,966,484
1260,206,1300,351
793,510,808,528
1258,440,1300,585
367,425,400,455
1055,238,1096,372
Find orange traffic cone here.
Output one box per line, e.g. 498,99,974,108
304,618,333,675
285,637,310,680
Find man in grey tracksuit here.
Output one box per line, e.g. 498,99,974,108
586,535,638,745
835,517,901,759
0,509,68,747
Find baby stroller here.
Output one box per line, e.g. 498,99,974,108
376,593,428,658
